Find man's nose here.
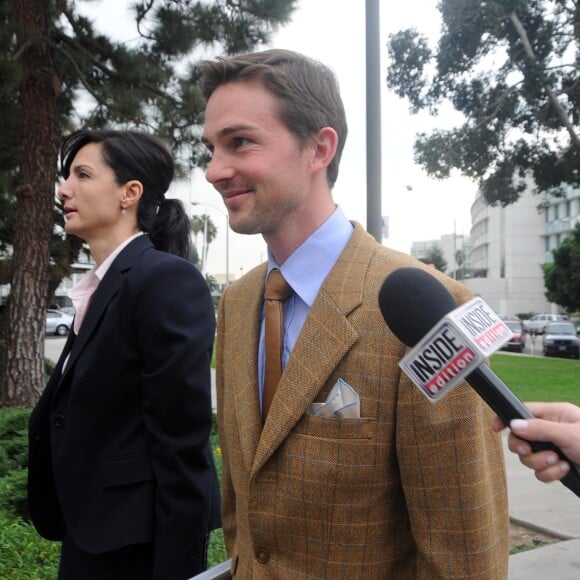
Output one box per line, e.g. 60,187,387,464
205,151,235,186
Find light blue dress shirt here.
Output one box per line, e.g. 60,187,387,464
258,206,354,410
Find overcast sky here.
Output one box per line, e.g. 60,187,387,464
80,0,476,277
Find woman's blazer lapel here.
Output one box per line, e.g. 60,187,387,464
60,235,153,385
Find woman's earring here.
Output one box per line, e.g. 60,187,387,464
121,204,127,215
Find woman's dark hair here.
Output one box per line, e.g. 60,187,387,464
60,129,192,260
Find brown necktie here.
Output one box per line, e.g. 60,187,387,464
263,269,293,422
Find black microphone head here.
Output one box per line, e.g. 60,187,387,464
378,267,458,347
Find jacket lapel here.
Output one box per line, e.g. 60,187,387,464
59,235,152,385
252,224,375,473
227,265,267,471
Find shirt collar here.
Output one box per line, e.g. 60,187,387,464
94,231,144,281
69,232,145,302
267,206,353,307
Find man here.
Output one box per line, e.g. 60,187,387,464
201,49,509,579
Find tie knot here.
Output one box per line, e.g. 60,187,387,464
265,269,293,301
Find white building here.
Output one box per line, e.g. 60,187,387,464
410,184,580,318
464,185,580,318
462,188,551,317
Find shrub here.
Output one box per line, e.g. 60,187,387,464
0,408,30,519
515,312,535,321
0,407,29,475
0,469,29,520
45,357,55,379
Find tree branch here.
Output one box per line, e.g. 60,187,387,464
52,43,110,107
53,29,181,107
509,11,580,150
136,0,157,40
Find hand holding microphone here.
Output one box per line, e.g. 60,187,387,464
378,267,580,498
492,402,580,485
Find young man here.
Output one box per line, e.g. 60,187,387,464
201,49,509,579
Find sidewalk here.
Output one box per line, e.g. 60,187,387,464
503,432,580,579
211,368,216,411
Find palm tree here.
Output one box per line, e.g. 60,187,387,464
190,214,217,272
426,245,447,273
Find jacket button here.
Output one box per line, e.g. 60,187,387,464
255,547,270,564
54,415,66,428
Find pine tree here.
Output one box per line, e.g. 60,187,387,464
0,0,296,406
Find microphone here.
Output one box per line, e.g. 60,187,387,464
378,266,580,498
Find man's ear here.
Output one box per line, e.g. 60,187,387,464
310,127,338,173
122,180,143,208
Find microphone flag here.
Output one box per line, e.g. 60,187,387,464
399,297,512,402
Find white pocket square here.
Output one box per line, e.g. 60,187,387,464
307,378,360,419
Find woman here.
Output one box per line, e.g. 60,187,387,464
28,129,220,579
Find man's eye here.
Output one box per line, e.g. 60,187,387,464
232,137,248,148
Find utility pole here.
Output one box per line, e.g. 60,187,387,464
366,0,382,242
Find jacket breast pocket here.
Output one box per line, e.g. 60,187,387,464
102,452,152,488
283,415,380,488
293,413,374,439
274,415,389,541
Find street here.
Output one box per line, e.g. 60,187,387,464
45,336,67,364
501,334,552,358
511,335,544,357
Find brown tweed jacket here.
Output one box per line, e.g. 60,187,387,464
216,223,509,579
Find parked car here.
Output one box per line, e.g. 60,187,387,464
542,322,580,359
523,313,569,335
501,320,527,353
59,306,76,317
45,309,73,336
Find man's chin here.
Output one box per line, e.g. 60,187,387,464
228,217,261,236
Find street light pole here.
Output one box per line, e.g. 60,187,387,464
191,201,230,286
366,0,382,242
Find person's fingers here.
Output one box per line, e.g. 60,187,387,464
506,432,531,455
491,416,505,432
534,462,570,483
510,417,562,443
518,450,561,471
525,402,580,423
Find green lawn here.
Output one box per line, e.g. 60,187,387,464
490,353,580,405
